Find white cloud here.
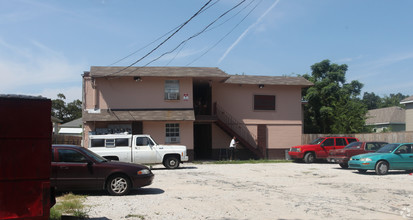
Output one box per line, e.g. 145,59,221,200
40,86,82,102
219,0,281,63
0,38,84,102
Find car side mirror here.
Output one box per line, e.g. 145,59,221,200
321,143,325,147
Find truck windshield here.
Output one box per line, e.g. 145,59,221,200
310,138,325,145
344,142,362,149
376,144,399,153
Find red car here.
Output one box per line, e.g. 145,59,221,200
289,136,359,163
327,141,388,168
51,145,154,196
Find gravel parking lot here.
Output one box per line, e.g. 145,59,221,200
85,162,413,220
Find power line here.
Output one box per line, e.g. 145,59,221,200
109,0,221,67
141,0,247,68
187,0,262,66
106,0,213,77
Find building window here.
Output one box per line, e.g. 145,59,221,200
165,80,180,100
165,123,180,143
254,95,276,110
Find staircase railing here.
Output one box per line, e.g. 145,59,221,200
214,103,258,149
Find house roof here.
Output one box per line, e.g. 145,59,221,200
400,95,413,104
83,109,195,122
88,66,229,78
365,106,405,125
51,116,62,123
224,75,314,87
60,118,82,128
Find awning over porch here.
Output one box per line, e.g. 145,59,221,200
83,109,195,122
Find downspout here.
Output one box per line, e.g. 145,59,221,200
92,77,97,109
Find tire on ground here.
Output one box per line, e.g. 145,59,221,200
106,174,131,196
303,152,315,163
163,156,180,169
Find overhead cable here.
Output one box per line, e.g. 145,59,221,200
187,0,262,66
106,0,213,77
109,0,221,66
139,0,247,69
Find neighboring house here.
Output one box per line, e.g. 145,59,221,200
51,116,62,134
82,66,313,160
58,118,82,136
365,106,406,132
401,95,413,131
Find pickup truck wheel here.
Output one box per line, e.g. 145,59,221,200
375,161,389,175
164,156,179,169
303,152,315,163
339,163,348,169
106,175,131,196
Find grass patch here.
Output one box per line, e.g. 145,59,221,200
125,214,146,219
50,193,88,220
195,159,292,164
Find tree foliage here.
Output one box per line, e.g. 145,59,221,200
362,92,409,110
302,60,367,134
51,93,82,123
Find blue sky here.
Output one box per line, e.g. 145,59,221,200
1,0,412,102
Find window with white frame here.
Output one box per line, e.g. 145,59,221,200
165,80,180,100
165,123,180,143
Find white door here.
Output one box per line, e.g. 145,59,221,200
132,136,157,164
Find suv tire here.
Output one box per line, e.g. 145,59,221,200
304,152,315,163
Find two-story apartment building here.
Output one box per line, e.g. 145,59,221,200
82,66,313,160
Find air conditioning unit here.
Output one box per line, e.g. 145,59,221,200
167,93,178,100
166,137,180,143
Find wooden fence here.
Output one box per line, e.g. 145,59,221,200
302,131,413,145
52,134,82,146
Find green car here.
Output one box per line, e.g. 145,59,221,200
348,143,413,175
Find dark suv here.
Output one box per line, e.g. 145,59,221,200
288,136,359,163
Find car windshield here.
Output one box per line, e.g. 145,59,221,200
310,137,326,145
80,148,108,163
344,142,362,149
376,144,399,153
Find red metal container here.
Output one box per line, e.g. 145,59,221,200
0,95,52,220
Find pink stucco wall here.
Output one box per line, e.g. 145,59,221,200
143,121,193,150
84,76,193,109
83,76,195,149
212,82,303,150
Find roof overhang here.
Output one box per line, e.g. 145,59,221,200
83,109,195,122
88,66,229,79
224,75,314,87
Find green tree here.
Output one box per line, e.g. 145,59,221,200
379,93,409,108
362,92,381,110
51,93,82,123
362,92,409,110
302,59,367,134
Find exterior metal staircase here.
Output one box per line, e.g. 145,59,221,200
213,103,264,159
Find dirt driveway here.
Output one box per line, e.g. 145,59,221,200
85,162,413,220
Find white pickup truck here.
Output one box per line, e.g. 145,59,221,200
88,134,189,169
